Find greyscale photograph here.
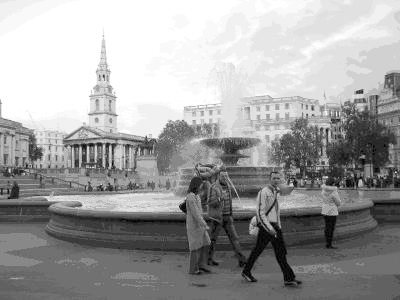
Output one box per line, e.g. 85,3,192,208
0,0,400,299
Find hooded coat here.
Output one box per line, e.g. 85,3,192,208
321,184,341,216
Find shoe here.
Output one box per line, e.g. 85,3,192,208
293,279,302,285
199,267,211,273
241,271,257,282
207,259,219,266
326,245,338,249
284,280,299,287
190,270,202,275
238,260,247,268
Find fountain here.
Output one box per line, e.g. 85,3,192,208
44,63,378,251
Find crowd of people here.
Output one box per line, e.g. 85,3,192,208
182,164,343,287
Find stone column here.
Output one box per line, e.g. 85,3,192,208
94,144,98,165
0,133,3,165
102,143,106,168
78,144,82,168
108,144,112,168
71,145,75,168
120,144,124,169
128,145,132,169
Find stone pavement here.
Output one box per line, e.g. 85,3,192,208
0,223,399,300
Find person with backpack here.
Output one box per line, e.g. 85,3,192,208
242,171,301,287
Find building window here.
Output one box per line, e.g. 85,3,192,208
95,117,99,123
55,155,58,162
48,154,51,161
192,111,196,117
109,100,112,111
209,118,213,124
285,113,289,120
265,105,270,111
109,118,113,123
255,125,260,131
201,119,204,124
266,114,270,120
257,115,260,120
48,146,51,151
275,104,280,110
264,125,270,130
306,105,308,110
285,103,289,109
95,99,99,111
301,104,304,109
256,106,261,112
306,113,309,118
209,110,213,116
200,111,204,117
3,136,6,144
275,113,280,121
217,110,221,115
192,120,196,125
311,105,315,111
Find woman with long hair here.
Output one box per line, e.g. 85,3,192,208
185,176,211,274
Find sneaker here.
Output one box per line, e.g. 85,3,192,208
207,259,219,266
241,271,257,282
199,267,211,273
294,279,302,285
284,280,299,287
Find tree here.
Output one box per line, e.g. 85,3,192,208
327,103,396,170
155,120,195,174
270,118,323,176
28,134,43,165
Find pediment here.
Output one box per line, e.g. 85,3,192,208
64,127,103,141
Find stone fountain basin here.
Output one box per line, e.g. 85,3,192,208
45,199,377,251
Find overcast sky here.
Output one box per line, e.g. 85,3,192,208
1,0,400,137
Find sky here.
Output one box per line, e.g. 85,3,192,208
1,0,400,137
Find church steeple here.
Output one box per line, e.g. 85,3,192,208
89,33,118,133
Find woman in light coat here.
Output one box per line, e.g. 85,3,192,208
186,176,211,275
321,177,341,249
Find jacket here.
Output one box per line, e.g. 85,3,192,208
186,192,210,251
207,181,223,223
321,184,341,216
256,185,281,232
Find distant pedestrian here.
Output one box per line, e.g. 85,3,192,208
185,176,211,275
321,177,341,249
8,181,19,199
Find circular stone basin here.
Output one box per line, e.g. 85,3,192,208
45,190,378,251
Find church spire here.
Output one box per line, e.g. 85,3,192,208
98,33,108,70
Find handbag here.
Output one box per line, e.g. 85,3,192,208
249,187,278,236
179,199,187,213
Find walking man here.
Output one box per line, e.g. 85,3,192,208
207,167,247,267
242,171,302,287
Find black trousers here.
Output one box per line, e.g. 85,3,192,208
243,223,295,282
324,215,337,247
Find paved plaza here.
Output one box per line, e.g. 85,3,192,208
0,223,399,300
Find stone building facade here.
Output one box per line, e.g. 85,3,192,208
33,129,67,169
0,100,32,168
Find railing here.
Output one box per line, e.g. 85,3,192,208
20,168,86,189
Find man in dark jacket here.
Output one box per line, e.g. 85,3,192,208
8,181,19,199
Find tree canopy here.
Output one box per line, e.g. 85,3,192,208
29,134,43,163
327,104,396,169
270,118,323,176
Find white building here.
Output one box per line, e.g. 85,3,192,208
183,95,333,167
34,129,67,169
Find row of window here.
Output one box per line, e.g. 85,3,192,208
42,155,64,162
37,132,64,138
95,99,113,111
256,124,290,131
192,118,221,125
256,113,291,121
192,109,222,117
253,103,315,112
38,139,62,144
94,117,113,124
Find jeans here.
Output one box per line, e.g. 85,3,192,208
243,223,295,282
208,216,246,263
324,215,337,247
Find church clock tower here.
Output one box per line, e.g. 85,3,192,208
88,34,118,133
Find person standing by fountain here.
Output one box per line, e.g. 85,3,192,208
321,177,341,249
242,171,301,287
185,176,212,275
207,167,247,267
